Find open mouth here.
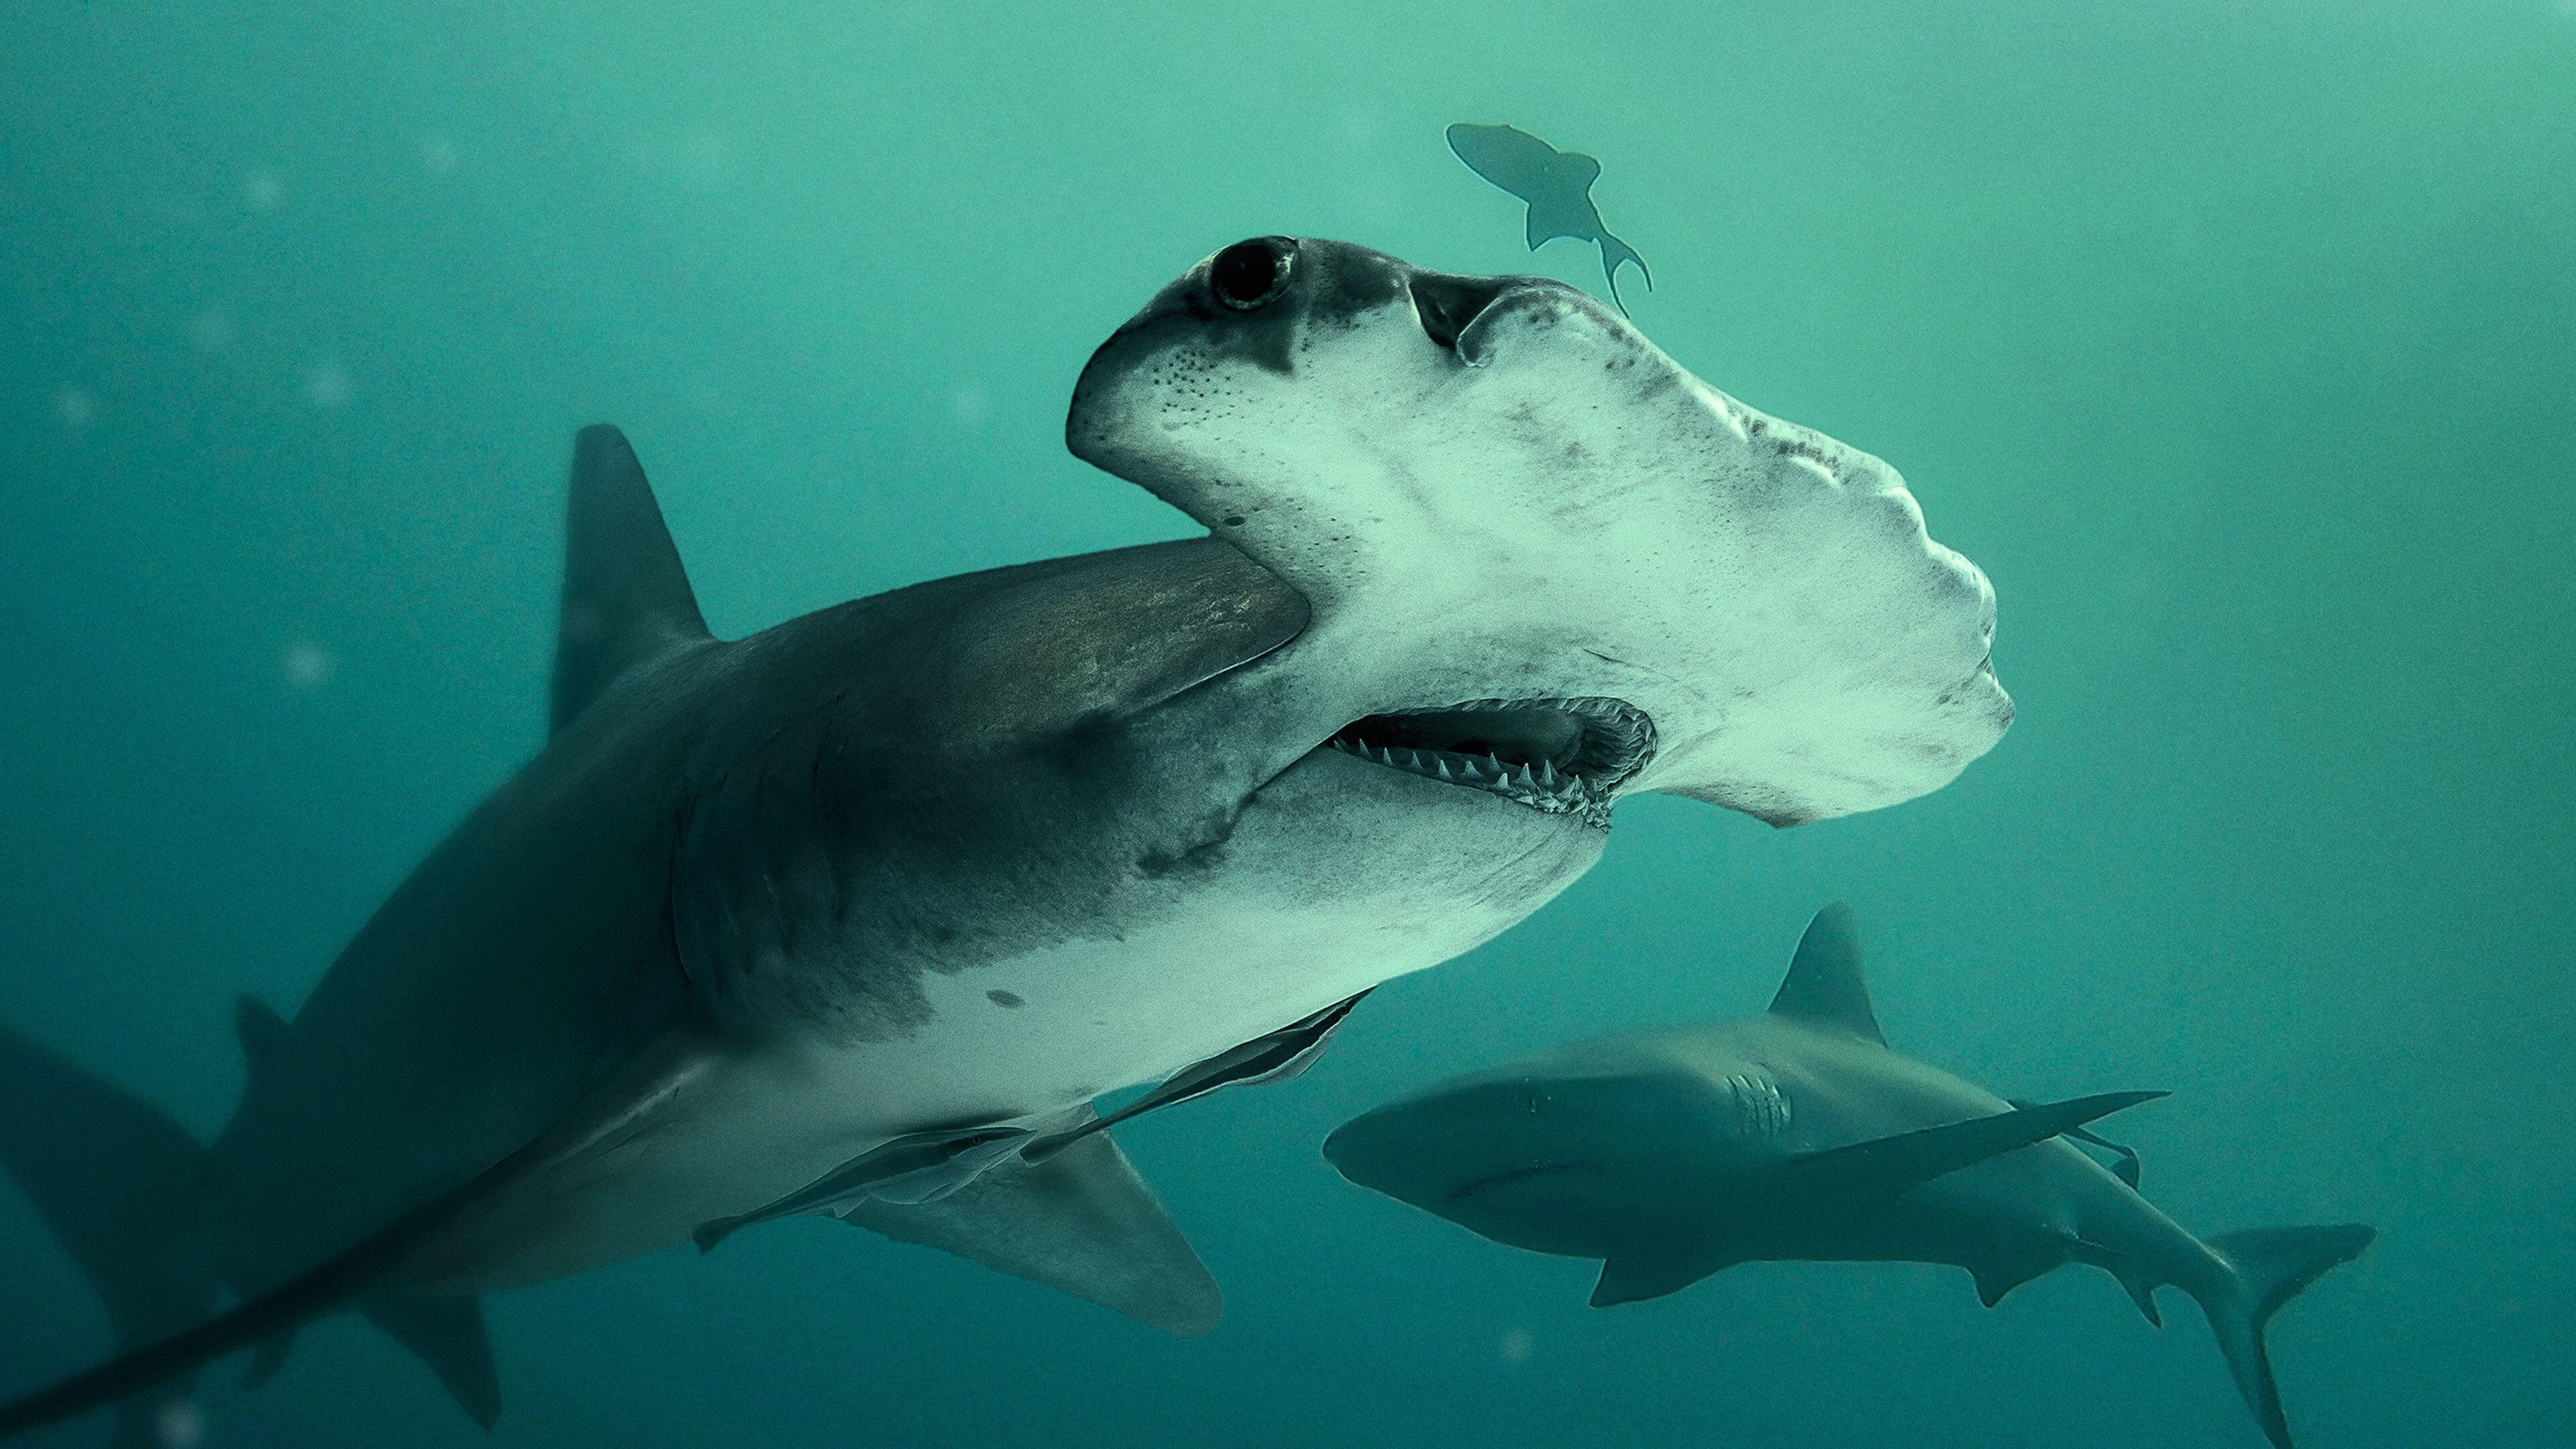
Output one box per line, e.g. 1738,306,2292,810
1445,1161,1598,1203
1325,698,1652,828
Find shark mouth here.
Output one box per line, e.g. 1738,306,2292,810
1325,698,1653,828
1444,1161,1599,1203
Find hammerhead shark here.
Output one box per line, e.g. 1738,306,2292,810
1326,904,2375,1448
0,239,2010,1442
1448,123,1652,313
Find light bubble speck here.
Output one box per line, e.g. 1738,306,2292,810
1499,1328,1534,1362
305,360,352,409
153,1399,205,1449
421,136,457,173
244,170,283,210
951,385,989,425
283,641,335,691
191,309,235,352
54,387,97,431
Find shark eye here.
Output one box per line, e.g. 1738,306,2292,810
1210,237,1295,311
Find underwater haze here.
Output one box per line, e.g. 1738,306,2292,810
3,1,2571,1446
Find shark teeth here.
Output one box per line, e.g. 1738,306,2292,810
1324,697,1651,829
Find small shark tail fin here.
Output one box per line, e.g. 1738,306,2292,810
0,1020,224,1446
1596,231,1651,317
2193,1223,2377,1449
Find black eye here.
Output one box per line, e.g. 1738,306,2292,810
1210,237,1295,311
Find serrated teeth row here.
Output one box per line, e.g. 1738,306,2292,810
1327,736,1601,818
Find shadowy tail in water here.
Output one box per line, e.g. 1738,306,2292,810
0,1016,505,1441
0,1020,221,1449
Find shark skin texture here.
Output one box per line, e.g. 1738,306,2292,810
0,238,2010,1438
1326,904,2376,1449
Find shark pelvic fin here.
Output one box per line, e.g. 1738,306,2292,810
1970,1250,2057,1309
363,1295,500,1428
2121,1270,2165,1327
550,425,712,737
234,995,290,1083
1786,1091,2167,1202
837,1118,1221,1338
1768,902,1885,1044
1590,1244,1733,1307
239,1333,293,1388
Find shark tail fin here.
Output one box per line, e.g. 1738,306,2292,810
2193,1224,2377,1449
0,1020,225,1447
1596,231,1651,317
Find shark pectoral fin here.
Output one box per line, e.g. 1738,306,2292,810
837,1126,1222,1338
362,1295,500,1428
549,425,714,737
1025,990,1373,1165
1786,1091,2169,1202
1590,1244,1733,1307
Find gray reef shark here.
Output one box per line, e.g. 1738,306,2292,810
1325,904,2375,1449
1448,123,1652,313
0,237,2010,1442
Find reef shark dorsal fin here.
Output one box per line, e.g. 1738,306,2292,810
1768,902,1884,1044
836,1118,1222,1338
1785,1091,2167,1201
550,425,711,737
362,1295,500,1428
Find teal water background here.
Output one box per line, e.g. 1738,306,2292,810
3,2,2571,1444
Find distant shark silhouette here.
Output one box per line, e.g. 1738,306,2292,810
1328,904,2376,1449
1447,123,1652,313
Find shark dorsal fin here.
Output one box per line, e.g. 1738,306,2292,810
1768,902,1884,1044
234,996,290,1081
549,425,711,737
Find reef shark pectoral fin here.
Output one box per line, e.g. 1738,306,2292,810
837,1114,1222,1337
1022,989,1373,1165
1782,1091,2169,1205
549,423,714,737
0,1032,717,1442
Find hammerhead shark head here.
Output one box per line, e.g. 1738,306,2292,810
0,239,2011,1441
1448,123,1652,313
1326,904,2375,1448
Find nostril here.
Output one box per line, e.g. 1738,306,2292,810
1411,272,1515,350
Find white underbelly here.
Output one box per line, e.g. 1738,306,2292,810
442,752,1606,1286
